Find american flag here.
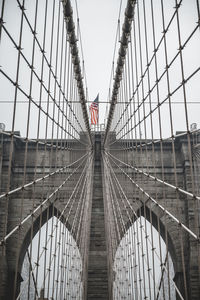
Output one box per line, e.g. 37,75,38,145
90,94,99,125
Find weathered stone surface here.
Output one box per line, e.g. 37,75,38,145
0,132,199,299
103,132,200,300
87,133,109,299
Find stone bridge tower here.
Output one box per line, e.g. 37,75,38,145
0,132,200,299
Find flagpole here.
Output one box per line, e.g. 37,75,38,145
98,93,99,130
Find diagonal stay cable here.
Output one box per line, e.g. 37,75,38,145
103,153,184,300
0,152,89,200
16,152,93,299
0,152,91,246
106,151,200,201
104,151,199,240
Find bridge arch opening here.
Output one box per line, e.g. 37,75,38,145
113,216,177,300
19,210,83,300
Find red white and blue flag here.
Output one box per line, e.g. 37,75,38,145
90,94,99,125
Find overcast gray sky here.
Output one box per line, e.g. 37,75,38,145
73,0,200,132
0,0,199,136
0,0,126,134
71,0,126,124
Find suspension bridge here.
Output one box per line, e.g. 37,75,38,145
0,0,200,299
